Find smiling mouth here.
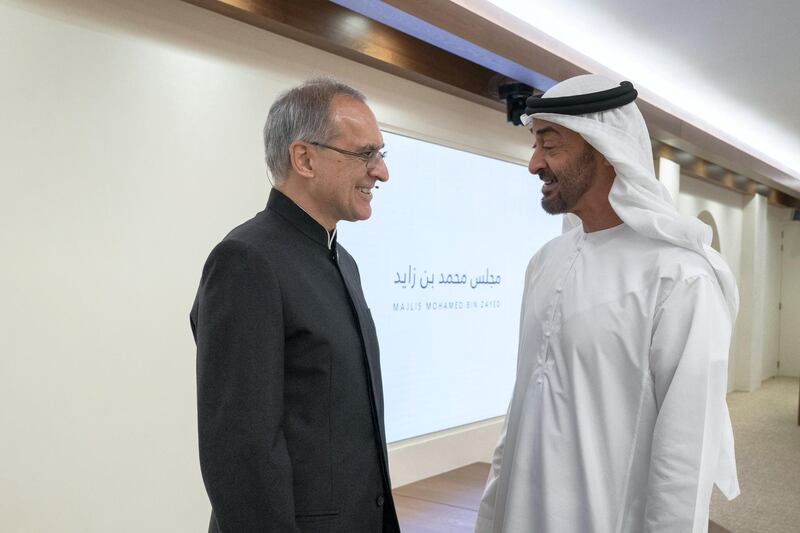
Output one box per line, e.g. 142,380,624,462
357,186,373,198
541,175,558,194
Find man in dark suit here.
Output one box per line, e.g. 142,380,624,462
190,78,399,532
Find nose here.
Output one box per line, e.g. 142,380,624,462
529,146,546,177
369,157,389,183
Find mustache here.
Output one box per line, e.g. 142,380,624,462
539,169,558,182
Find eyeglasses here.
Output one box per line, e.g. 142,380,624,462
309,141,387,169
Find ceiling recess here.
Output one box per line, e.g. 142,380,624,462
182,0,800,208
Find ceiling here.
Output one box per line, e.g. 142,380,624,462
481,0,800,182
183,0,800,202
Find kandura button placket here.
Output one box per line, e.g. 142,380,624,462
534,235,584,384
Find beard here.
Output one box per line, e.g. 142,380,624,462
540,145,598,215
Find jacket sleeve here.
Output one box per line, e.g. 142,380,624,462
192,239,300,533
645,274,738,533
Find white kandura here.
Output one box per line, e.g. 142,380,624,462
476,75,738,533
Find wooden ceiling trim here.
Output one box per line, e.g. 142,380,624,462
182,0,505,110
383,0,588,83
384,0,800,201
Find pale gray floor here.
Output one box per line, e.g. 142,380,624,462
710,377,800,533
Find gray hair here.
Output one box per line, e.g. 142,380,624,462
264,77,366,183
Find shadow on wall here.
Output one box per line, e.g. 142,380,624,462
698,210,721,253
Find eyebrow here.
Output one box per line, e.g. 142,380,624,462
534,126,561,137
358,143,384,152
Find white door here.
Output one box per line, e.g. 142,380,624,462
779,222,800,377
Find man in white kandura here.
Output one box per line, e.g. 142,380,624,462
475,74,739,533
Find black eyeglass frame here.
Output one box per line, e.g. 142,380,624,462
308,141,387,168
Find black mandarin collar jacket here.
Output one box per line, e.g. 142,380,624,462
192,188,399,532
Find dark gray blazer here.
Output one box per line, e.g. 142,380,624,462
190,189,400,533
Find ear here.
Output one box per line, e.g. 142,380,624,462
289,141,315,179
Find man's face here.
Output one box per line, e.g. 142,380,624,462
310,96,388,225
528,119,598,215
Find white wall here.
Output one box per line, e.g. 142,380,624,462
763,204,791,378
779,221,800,377
738,194,770,390
677,176,745,281
1,0,793,531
